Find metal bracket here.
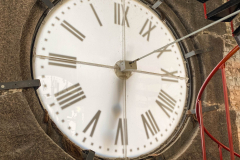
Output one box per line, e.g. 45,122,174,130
86,150,95,160
187,105,219,115
152,0,164,9
185,47,214,59
41,0,54,9
0,80,41,91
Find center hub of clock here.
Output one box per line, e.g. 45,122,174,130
114,61,132,80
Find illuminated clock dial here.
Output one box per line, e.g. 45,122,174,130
32,0,189,158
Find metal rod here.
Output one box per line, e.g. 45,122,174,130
198,100,207,160
130,9,240,64
195,46,240,158
220,64,235,160
203,3,207,19
219,145,223,160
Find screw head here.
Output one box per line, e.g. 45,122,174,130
1,85,5,88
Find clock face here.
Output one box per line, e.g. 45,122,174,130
32,0,189,159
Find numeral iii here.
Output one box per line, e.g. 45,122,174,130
49,53,77,68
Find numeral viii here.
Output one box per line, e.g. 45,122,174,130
156,90,176,118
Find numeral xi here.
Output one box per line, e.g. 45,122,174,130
139,19,156,41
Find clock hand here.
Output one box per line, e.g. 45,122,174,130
131,69,188,81
35,54,115,69
35,54,187,80
129,9,240,64
122,0,127,158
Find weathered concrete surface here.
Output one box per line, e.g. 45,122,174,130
0,92,74,160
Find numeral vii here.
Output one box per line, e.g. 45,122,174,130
114,3,130,27
61,20,86,41
139,19,156,41
141,110,160,139
54,83,86,110
115,118,128,145
156,90,176,118
83,110,101,137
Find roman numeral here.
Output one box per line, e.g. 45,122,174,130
54,83,86,110
141,110,160,139
115,118,128,145
139,19,156,41
90,4,102,26
114,2,130,27
48,53,77,68
83,110,101,137
157,46,172,58
156,90,176,118
161,68,178,83
61,20,86,41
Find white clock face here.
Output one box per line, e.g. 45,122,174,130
32,0,189,158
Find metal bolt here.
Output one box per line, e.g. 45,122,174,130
1,85,5,88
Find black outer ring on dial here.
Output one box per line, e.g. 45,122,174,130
30,0,197,159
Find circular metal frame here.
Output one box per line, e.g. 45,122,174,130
30,0,195,159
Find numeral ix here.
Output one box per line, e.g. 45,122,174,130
156,90,176,118
141,110,160,139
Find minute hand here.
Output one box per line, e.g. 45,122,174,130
35,54,187,80
130,9,240,64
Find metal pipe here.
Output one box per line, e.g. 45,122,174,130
195,45,240,158
198,100,207,160
203,3,207,19
221,64,235,160
219,145,223,160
